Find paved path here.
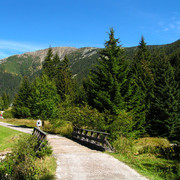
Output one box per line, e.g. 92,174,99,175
0,122,147,180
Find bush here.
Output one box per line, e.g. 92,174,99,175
107,111,138,138
0,135,52,179
134,137,171,155
161,144,180,160
57,103,106,131
3,108,14,119
44,120,73,138
12,106,31,119
112,136,134,154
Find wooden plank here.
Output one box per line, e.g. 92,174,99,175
72,128,113,151
74,127,110,135
32,127,47,151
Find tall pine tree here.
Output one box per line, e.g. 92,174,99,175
52,53,60,78
124,73,146,134
12,77,32,118
84,28,128,114
56,55,74,101
0,96,4,110
131,37,154,128
2,93,10,110
43,47,54,80
29,74,60,120
149,53,180,141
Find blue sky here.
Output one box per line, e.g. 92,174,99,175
0,0,180,59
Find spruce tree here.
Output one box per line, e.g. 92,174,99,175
131,36,154,127
149,53,180,141
29,74,60,120
2,93,10,110
0,96,3,110
124,74,146,134
84,28,128,114
169,49,180,84
56,55,74,101
12,77,32,118
43,47,54,79
52,53,60,78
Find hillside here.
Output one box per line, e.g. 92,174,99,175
0,46,100,99
0,39,180,100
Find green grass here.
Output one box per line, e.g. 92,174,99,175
0,118,73,137
2,119,179,179
109,137,180,180
0,118,37,128
35,156,57,179
109,152,180,180
0,125,25,152
0,134,56,179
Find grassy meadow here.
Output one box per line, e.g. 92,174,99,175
0,125,25,152
0,121,56,179
0,119,179,180
110,137,180,180
0,118,73,137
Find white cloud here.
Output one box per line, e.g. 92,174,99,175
164,28,169,32
160,14,180,33
0,40,45,52
169,23,175,29
0,51,11,59
0,40,46,59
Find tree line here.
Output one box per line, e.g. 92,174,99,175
0,93,10,110
12,28,180,143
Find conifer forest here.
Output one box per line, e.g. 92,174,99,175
1,28,180,143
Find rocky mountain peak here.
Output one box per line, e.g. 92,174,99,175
18,47,78,62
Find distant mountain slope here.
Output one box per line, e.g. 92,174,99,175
0,46,100,99
0,39,180,100
0,47,77,77
68,47,101,82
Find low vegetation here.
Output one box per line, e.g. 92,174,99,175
0,126,24,152
0,134,56,180
0,118,73,137
1,28,180,179
111,137,180,180
1,118,179,179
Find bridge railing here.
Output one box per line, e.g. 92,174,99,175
32,127,47,151
72,127,113,151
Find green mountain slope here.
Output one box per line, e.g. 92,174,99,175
0,39,179,100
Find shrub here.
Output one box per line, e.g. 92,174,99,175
107,110,139,142
0,135,52,179
3,108,14,119
12,106,31,119
112,136,134,154
161,144,180,160
134,137,171,155
57,103,106,131
53,121,73,138
45,120,73,138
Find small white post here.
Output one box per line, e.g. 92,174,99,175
36,119,42,129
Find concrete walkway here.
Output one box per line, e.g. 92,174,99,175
0,122,147,180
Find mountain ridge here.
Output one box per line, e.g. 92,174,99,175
0,46,78,63
0,39,180,100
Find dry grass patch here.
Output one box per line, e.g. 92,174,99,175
0,125,25,152
0,118,73,137
134,137,171,155
0,118,37,128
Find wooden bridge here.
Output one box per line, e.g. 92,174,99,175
0,121,147,180
72,127,113,151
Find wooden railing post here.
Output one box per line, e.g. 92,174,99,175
72,128,113,152
32,127,47,151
